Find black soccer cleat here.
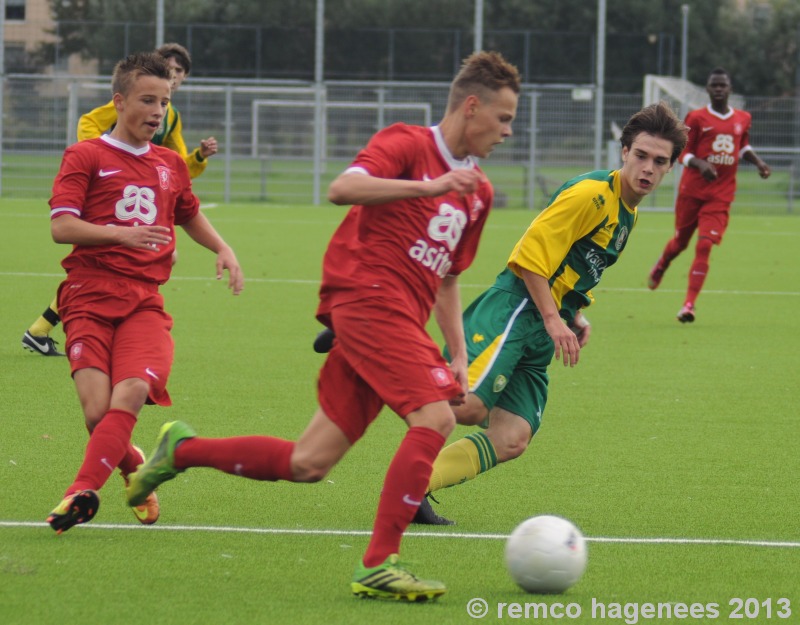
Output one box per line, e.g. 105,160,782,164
412,495,455,526
313,328,336,354
22,331,65,356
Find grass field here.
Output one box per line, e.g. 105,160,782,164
1,199,799,625
1,152,795,214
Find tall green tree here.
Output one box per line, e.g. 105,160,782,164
36,0,799,95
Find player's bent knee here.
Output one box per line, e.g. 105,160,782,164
290,457,331,483
83,410,106,432
425,414,455,439
452,393,489,426
406,402,456,437
496,437,530,463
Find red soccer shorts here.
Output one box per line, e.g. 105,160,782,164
674,194,731,245
58,268,175,406
317,296,463,444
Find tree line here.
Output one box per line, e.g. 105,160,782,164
38,0,800,96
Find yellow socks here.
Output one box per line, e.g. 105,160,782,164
28,297,60,337
427,432,498,493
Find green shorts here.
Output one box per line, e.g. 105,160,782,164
452,287,554,434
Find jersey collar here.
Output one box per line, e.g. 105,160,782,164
705,104,734,120
430,125,476,170
101,134,152,156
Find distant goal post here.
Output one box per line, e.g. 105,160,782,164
643,74,744,117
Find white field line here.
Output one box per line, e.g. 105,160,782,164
1,271,798,297
1,520,798,548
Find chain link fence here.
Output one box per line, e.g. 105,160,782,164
2,73,797,213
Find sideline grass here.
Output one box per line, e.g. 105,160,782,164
1,200,798,624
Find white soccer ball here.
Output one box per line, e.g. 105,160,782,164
505,515,588,594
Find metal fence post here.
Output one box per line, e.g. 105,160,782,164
224,84,233,204
526,91,539,210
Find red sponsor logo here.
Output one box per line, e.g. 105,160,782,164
430,367,452,387
156,166,170,190
70,342,83,361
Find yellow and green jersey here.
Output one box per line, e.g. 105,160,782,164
77,100,208,179
499,169,637,323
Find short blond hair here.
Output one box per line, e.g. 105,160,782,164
111,52,172,96
447,51,521,112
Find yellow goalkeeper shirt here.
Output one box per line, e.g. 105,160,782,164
501,169,637,322
77,100,208,179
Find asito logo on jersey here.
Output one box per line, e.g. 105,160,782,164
408,202,467,278
115,185,158,224
707,134,736,166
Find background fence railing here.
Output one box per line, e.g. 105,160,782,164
2,74,797,213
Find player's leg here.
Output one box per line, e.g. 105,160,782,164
332,299,457,600
49,287,170,532
426,288,537,494
22,295,65,356
70,374,149,493
127,406,353,509
47,370,148,533
126,338,371,505
109,297,178,522
679,201,729,323
353,399,453,601
47,303,116,533
427,371,546,495
648,195,701,290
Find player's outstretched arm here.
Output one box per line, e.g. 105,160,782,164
327,169,485,207
180,212,244,295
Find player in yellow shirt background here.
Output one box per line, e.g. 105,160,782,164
414,102,689,524
22,43,217,356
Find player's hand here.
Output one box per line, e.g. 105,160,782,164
200,137,218,159
116,225,172,251
448,352,469,403
697,160,718,181
758,163,771,179
425,169,487,197
545,317,581,367
215,246,244,295
569,313,591,348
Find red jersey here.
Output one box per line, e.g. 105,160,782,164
678,105,753,203
317,124,493,325
50,135,200,284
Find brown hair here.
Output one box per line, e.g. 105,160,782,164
620,101,688,164
111,52,172,96
156,42,192,75
447,51,521,112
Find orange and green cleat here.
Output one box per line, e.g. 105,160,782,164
47,489,100,534
122,445,160,525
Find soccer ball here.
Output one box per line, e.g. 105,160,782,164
505,515,587,594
